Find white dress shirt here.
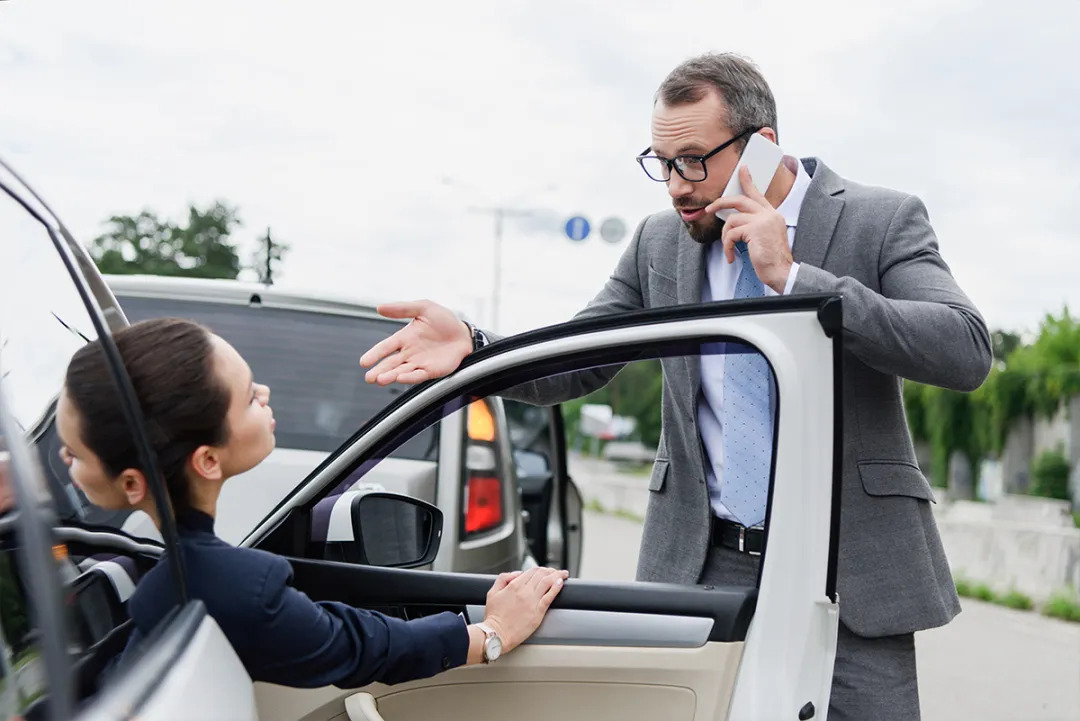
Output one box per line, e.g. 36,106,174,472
697,155,812,523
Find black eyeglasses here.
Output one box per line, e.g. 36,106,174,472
636,127,758,183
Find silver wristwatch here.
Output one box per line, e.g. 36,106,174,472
476,622,503,664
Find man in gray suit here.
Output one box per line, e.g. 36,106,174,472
360,52,992,719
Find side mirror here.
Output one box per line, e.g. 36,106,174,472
347,492,442,569
513,448,551,479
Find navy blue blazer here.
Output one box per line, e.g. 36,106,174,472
118,509,469,688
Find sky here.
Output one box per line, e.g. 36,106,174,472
1,0,1077,337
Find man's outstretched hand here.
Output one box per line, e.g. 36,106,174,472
359,299,474,386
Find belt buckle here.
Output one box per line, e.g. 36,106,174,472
739,526,762,556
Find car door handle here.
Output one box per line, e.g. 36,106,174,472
345,692,387,721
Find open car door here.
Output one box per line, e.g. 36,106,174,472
503,401,583,577
1,158,259,721
243,294,844,721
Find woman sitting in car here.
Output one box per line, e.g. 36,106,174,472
55,317,566,688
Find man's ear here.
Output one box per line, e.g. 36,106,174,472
118,469,150,507
189,445,224,483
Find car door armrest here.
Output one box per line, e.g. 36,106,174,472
345,692,387,721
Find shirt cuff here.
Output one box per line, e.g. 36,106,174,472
782,262,800,295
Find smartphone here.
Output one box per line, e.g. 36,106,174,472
714,132,785,221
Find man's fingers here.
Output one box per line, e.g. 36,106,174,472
510,567,540,589
363,351,405,384
376,299,430,320
738,165,771,206
360,333,405,368
395,367,432,385
723,225,748,263
527,568,564,592
705,194,759,215
491,571,522,593
722,212,752,229
539,573,565,609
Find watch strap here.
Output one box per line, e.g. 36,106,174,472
463,321,488,352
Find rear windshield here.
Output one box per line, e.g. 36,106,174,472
114,294,438,461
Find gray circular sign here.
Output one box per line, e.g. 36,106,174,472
600,217,627,243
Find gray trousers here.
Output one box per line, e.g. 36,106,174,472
699,545,920,720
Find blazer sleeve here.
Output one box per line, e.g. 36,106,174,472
250,559,469,688
792,194,992,391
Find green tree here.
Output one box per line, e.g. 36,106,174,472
1030,446,1071,501
90,201,244,279
248,227,291,285
562,359,664,450
991,330,1022,364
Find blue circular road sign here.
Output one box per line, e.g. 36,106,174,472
564,216,591,241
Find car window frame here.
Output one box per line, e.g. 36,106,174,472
1,156,189,606
0,396,76,721
243,294,844,596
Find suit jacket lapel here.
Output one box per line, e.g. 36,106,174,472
792,157,845,269
676,230,707,400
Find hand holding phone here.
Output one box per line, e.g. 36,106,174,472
714,133,785,221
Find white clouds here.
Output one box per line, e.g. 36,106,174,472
1,0,1076,337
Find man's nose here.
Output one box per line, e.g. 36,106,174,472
667,174,694,199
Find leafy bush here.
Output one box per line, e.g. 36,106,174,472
1042,591,1080,623
1029,446,1071,501
995,589,1034,611
954,577,995,602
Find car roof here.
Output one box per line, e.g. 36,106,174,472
104,274,399,322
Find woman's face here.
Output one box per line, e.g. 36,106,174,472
56,333,276,511
209,333,276,479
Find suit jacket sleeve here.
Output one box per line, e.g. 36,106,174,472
792,194,992,391
481,215,649,406
251,559,469,688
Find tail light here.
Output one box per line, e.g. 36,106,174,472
463,400,504,537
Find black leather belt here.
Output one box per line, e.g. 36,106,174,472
711,516,764,555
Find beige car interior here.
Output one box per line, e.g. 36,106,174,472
254,640,745,721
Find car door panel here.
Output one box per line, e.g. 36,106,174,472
248,297,841,721
509,401,584,577
80,603,258,721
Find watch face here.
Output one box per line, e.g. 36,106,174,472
486,635,502,661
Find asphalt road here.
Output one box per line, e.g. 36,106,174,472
579,509,1080,721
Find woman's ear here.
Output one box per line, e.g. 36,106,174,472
189,445,225,483
118,469,150,507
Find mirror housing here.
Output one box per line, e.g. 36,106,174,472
513,447,551,479
340,491,442,569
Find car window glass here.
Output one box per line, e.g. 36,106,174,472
503,400,554,477
115,295,438,460
0,192,97,436
0,191,164,545
324,341,779,570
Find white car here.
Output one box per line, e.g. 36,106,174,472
98,274,581,577
0,157,841,721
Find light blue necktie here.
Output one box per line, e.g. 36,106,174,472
720,242,773,527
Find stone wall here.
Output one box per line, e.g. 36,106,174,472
935,496,1080,602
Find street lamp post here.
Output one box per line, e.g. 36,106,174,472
440,177,557,334
467,205,542,334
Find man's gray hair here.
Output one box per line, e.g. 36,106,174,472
656,52,778,147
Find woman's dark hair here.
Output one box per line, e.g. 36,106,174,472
64,318,231,513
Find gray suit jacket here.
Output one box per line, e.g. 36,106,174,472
490,158,992,638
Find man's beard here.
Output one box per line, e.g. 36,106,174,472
675,200,724,245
